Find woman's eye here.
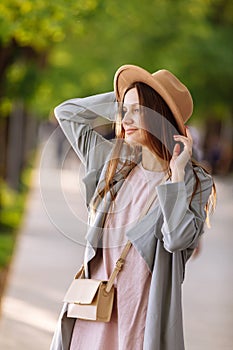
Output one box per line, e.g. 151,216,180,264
122,107,127,116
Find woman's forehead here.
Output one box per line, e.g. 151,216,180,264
123,87,139,105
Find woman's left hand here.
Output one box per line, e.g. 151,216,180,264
170,127,193,183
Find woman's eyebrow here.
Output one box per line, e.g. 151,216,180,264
123,103,139,108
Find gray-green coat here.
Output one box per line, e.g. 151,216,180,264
50,92,213,350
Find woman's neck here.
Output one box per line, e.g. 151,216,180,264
141,147,168,172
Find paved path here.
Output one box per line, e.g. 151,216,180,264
0,139,232,349
183,175,233,350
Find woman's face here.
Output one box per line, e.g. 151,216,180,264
122,88,146,146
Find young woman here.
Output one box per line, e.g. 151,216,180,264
51,65,215,350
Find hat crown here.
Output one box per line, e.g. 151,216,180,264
152,69,193,123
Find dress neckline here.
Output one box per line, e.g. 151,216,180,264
136,162,166,180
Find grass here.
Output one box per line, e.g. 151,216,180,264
0,232,16,268
0,157,34,271
0,153,36,306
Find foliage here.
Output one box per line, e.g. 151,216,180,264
28,0,233,120
0,0,98,117
0,156,34,269
0,0,98,49
0,0,232,119
0,234,15,268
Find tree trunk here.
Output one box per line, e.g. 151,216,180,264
0,118,8,180
6,101,25,191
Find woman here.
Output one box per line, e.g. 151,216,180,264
51,65,215,350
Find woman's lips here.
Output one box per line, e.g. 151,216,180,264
125,128,138,135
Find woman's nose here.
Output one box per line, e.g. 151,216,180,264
122,110,134,125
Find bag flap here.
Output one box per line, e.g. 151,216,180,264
63,279,102,304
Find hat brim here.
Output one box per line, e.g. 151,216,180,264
114,64,187,135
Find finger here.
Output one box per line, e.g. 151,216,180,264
185,127,193,142
173,135,192,147
173,135,189,148
173,135,188,142
173,135,192,156
172,143,180,159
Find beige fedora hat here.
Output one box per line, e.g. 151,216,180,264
114,64,193,135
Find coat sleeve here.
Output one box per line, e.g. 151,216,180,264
54,91,117,173
156,166,213,253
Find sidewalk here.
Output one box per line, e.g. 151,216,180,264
0,141,232,349
0,140,87,350
183,174,233,350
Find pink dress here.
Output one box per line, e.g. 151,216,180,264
70,163,165,350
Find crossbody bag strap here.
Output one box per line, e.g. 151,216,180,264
105,240,132,292
74,264,85,279
105,176,166,293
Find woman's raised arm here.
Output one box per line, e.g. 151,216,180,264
54,91,117,172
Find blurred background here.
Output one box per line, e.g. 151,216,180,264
0,0,232,349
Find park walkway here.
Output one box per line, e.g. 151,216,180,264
0,137,232,349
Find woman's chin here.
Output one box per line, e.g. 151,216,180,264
124,134,145,147
125,136,138,145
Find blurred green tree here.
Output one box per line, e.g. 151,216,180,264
0,0,98,274
46,0,233,117
0,0,98,191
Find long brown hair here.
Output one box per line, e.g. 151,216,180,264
92,82,216,221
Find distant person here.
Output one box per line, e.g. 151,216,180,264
51,65,216,350
188,125,204,162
